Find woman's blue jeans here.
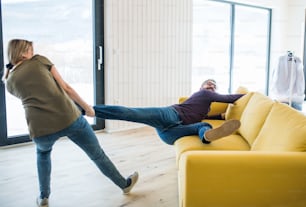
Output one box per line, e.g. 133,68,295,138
94,105,212,145
33,116,128,199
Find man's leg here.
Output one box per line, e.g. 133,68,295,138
156,122,212,145
94,105,181,129
157,119,241,145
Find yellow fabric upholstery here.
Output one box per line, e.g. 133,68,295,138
235,86,249,94
179,151,306,207
175,120,250,164
175,91,306,207
238,92,274,145
178,96,188,104
208,102,229,116
175,134,250,166
252,102,306,151
225,92,253,120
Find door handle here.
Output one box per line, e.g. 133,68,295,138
97,46,103,70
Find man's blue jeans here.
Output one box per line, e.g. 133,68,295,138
94,105,212,145
33,116,127,199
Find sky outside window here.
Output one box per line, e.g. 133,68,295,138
2,0,94,137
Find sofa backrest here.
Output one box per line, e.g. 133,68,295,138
237,92,275,145
251,102,306,151
225,92,254,120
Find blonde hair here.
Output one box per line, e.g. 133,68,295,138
2,39,33,80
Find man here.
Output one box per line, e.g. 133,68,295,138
200,79,226,120
93,79,244,145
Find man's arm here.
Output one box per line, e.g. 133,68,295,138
211,92,245,103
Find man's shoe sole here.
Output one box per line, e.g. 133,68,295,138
204,119,241,142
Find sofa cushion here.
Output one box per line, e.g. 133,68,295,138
175,135,250,165
235,86,249,94
238,92,274,145
252,102,306,151
225,92,254,120
208,102,229,116
179,96,228,117
174,120,250,164
178,96,188,104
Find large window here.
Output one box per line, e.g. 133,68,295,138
192,0,271,94
0,0,105,146
304,8,306,100
192,1,231,93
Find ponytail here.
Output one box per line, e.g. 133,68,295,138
2,63,15,81
6,63,14,70
2,39,32,80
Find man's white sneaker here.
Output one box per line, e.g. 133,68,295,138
123,172,139,195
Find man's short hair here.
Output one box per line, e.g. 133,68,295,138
201,79,217,88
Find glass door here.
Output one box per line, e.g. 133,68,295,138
192,0,271,94
192,0,231,94
0,0,104,145
231,5,271,94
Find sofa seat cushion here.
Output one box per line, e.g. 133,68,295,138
175,135,250,166
174,119,250,163
175,134,250,159
252,102,306,151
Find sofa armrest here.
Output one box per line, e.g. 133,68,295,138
178,151,306,207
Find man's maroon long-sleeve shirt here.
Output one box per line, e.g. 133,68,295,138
172,89,244,125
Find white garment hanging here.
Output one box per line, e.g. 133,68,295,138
270,53,305,104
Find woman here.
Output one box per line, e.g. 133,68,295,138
2,39,138,207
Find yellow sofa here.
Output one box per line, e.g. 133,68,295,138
175,92,306,207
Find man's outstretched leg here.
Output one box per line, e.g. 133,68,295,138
93,105,181,129
202,119,241,143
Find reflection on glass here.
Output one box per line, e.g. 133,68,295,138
232,6,269,94
2,0,93,137
192,1,270,94
192,0,231,93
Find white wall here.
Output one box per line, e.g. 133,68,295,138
286,0,306,57
103,0,306,132
104,0,192,131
